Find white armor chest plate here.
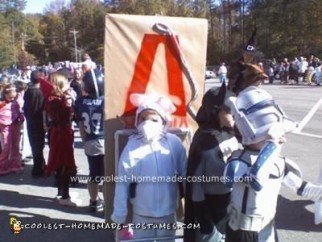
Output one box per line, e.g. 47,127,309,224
230,150,285,230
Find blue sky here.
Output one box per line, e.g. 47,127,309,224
23,0,104,14
24,0,70,14
24,0,51,13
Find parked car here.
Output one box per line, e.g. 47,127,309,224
205,70,216,79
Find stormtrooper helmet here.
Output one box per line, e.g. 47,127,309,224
82,69,104,98
227,86,297,145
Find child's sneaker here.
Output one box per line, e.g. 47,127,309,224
89,199,104,212
58,197,81,207
55,192,78,201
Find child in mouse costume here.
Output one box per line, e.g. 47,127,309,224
111,93,187,241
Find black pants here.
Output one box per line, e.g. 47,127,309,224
27,123,46,176
194,193,230,235
226,224,259,242
56,167,71,199
289,72,298,83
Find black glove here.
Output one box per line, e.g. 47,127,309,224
193,201,214,234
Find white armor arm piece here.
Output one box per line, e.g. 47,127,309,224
283,158,322,202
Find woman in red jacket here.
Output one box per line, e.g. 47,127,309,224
45,72,79,207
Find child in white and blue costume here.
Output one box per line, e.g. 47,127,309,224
223,63,322,242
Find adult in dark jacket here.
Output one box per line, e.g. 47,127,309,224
70,68,83,99
23,70,46,178
184,83,239,242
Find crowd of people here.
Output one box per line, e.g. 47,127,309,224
0,53,105,211
264,55,322,85
210,55,322,87
1,51,322,242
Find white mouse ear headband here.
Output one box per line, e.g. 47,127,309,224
130,93,176,113
130,93,176,126
130,93,151,107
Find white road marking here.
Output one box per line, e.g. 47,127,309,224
292,131,322,139
296,98,322,132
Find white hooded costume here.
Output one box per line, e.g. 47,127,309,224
111,93,187,240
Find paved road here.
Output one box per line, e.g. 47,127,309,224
0,132,112,242
1,79,321,242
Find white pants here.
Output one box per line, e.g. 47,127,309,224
132,213,176,242
20,121,32,159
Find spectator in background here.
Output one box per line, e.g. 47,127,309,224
82,53,97,73
271,58,278,78
218,63,228,84
282,58,290,84
268,65,275,84
23,70,46,178
0,83,25,175
312,57,321,68
306,64,315,85
96,63,103,72
45,72,79,207
315,63,322,86
289,57,300,84
309,55,315,67
36,68,55,147
70,69,83,99
276,62,285,83
15,78,32,163
19,71,30,83
39,71,54,100
298,56,308,83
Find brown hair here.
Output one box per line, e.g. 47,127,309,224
2,83,17,100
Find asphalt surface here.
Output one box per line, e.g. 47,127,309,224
0,79,321,242
0,131,111,242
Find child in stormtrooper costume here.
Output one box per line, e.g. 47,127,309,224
223,84,322,242
111,93,187,241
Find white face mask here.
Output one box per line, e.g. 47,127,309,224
137,120,164,142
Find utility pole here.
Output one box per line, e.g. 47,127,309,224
12,22,16,64
70,29,79,62
21,33,27,51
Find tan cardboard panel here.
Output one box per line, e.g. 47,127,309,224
104,14,208,221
